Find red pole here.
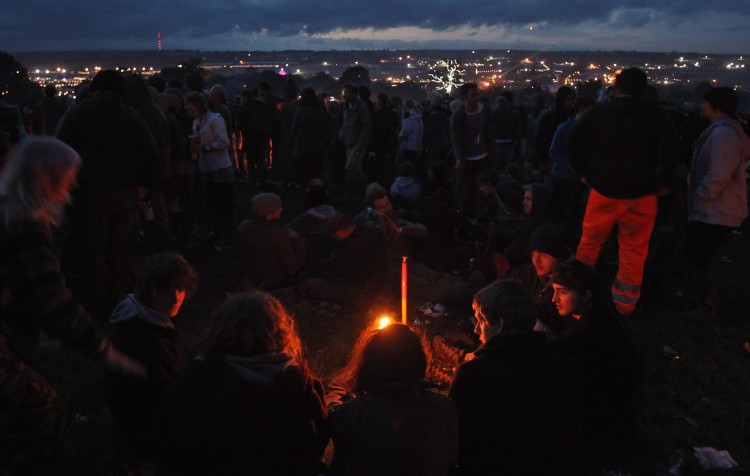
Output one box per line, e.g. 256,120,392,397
401,256,408,325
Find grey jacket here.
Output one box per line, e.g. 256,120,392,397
340,98,372,151
688,116,750,227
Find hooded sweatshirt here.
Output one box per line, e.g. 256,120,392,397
110,293,174,329
399,108,424,152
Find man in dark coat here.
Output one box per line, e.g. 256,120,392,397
56,69,161,315
449,279,585,476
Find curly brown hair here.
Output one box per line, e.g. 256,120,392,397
203,292,304,364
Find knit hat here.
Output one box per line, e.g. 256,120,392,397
528,225,570,261
250,193,282,218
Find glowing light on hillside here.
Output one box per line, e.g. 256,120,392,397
377,316,393,329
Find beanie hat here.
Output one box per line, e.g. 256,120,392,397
528,224,570,261
250,193,282,218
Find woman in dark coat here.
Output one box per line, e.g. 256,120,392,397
161,292,327,476
327,322,458,476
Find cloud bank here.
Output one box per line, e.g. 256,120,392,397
2,0,748,53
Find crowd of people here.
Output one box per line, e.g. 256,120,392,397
0,65,749,474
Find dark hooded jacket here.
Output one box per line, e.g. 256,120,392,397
56,90,161,190
503,183,554,266
161,356,327,475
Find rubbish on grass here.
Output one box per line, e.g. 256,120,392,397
419,302,447,318
661,345,680,361
693,447,737,470
661,449,686,475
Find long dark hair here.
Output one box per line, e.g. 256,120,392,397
335,323,427,395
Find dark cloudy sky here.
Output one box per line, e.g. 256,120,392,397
3,0,749,53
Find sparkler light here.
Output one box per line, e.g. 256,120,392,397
428,59,464,94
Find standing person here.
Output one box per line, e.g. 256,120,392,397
327,323,458,476
449,279,585,476
369,93,400,186
567,68,678,316
124,74,172,250
208,85,237,177
39,85,67,136
397,99,424,176
56,69,161,315
184,91,235,244
548,96,596,236
291,88,328,185
236,88,272,186
161,292,327,475
0,137,143,473
451,83,494,217
532,86,575,174
340,83,372,202
257,81,280,179
424,95,451,165
684,87,750,316
490,95,521,173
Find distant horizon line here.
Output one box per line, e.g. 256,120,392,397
10,47,746,57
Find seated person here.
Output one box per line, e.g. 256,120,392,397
449,279,585,476
287,179,337,236
232,192,305,292
161,292,327,475
389,161,422,211
356,183,467,305
287,180,339,273
500,182,554,267
355,182,429,254
327,323,458,476
297,212,387,308
474,181,554,279
550,260,643,462
473,168,523,231
504,224,573,332
105,251,198,457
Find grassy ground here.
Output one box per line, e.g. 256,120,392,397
18,181,750,475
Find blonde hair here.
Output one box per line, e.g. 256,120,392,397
0,136,80,229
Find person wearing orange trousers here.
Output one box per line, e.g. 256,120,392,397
575,190,657,314
567,68,677,315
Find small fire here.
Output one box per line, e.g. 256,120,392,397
377,316,393,330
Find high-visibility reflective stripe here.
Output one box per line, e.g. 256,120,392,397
612,292,639,304
613,279,641,292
